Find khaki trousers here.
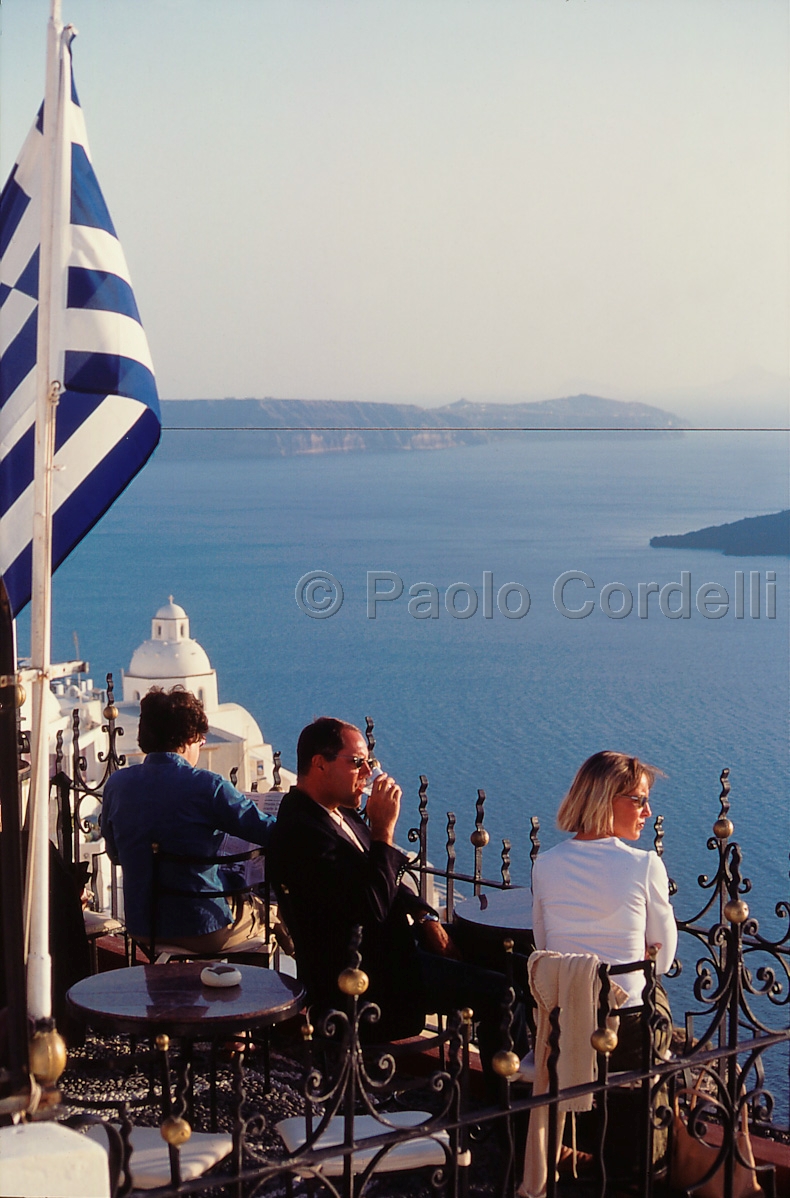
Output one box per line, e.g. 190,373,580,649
164,895,270,955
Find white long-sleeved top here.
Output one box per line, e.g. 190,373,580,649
531,836,677,1005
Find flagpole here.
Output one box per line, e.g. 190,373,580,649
26,0,65,1024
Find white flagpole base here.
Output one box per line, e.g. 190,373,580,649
0,1123,110,1198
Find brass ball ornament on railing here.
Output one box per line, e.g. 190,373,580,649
470,828,489,848
590,1027,618,1055
338,967,369,996
29,1028,68,1085
492,1049,521,1078
103,702,119,722
724,899,749,924
161,1116,192,1146
155,1033,170,1052
713,817,734,840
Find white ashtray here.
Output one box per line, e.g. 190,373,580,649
201,964,242,988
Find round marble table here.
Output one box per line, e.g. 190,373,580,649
67,962,304,1038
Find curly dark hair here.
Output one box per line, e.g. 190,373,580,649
296,717,357,775
138,687,209,754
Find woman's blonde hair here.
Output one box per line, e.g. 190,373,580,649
556,751,662,836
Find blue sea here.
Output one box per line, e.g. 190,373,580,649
17,429,790,1092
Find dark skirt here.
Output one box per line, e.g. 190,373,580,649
575,981,673,1181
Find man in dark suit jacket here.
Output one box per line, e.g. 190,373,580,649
268,718,525,1075
267,717,442,1039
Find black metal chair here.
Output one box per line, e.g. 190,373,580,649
130,843,283,1101
275,930,471,1194
141,841,276,965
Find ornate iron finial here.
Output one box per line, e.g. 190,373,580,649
407,775,430,902
654,813,664,856
492,943,521,1077
501,838,512,887
156,1018,196,1156
546,1006,562,1095
364,715,379,768
272,750,282,791
62,672,125,896
724,842,750,924
471,789,489,847
408,776,429,842
50,732,73,868
72,706,85,776
471,790,489,896
527,814,541,891
653,813,677,895
95,673,125,776
338,924,369,995
17,726,30,776
492,984,520,1077
102,671,118,722
445,812,457,915
713,767,734,840
529,816,540,867
54,728,64,775
418,774,428,822
347,924,363,972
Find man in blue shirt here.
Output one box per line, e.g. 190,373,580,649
102,687,274,953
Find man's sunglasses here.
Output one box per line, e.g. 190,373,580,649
334,754,369,769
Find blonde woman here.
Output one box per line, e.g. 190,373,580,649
530,751,677,1179
532,750,677,1007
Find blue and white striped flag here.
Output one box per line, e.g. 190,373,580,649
0,27,160,616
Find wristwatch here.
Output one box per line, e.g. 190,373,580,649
416,911,440,925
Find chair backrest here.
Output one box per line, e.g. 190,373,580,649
525,951,661,1081
596,954,674,1079
148,842,268,961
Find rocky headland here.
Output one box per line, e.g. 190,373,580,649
158,394,687,459
650,510,789,556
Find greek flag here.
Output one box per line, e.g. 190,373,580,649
0,27,160,616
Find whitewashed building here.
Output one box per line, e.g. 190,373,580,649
118,598,293,793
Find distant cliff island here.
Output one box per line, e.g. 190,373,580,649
651,510,789,557
158,394,688,460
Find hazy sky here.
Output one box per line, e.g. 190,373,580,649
1,0,788,413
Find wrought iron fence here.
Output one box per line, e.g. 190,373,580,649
34,696,790,1196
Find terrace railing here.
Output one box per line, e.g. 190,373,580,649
27,700,789,1196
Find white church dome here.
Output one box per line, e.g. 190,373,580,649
123,597,220,710
128,638,212,679
155,598,187,620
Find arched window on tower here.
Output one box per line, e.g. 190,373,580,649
156,624,162,636
180,623,186,636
